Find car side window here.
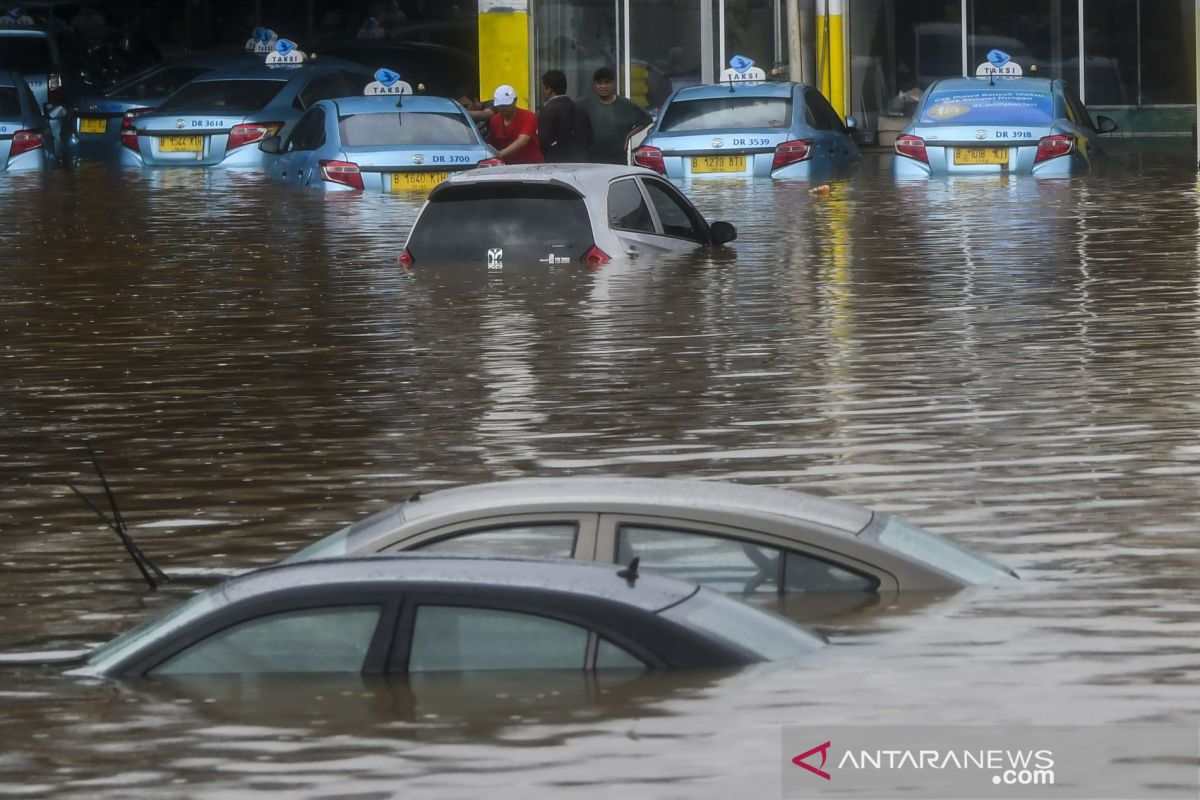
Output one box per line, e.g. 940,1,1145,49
595,638,645,669
295,73,348,111
1063,85,1095,131
407,522,578,558
408,606,589,672
641,180,706,243
805,89,846,134
286,107,325,152
607,178,655,233
616,524,875,594
150,605,382,675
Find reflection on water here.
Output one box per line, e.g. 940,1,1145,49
3,145,1200,797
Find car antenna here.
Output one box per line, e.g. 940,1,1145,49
406,490,421,502
66,444,168,590
728,74,735,94
617,556,640,586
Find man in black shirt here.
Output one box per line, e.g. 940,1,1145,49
537,70,592,163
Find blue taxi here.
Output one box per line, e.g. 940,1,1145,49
118,40,372,169
634,58,859,181
892,73,1117,178
0,68,54,170
260,70,497,192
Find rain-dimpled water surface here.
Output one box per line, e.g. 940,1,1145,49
2,145,1199,799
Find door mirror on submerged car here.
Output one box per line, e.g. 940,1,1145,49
844,115,858,130
259,135,283,154
710,221,737,246
43,103,66,120
1095,115,1118,135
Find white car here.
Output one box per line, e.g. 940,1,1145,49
397,163,737,268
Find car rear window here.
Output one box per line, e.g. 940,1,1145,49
407,182,594,264
661,587,824,661
0,87,20,116
338,111,476,147
876,516,1015,585
158,79,286,112
108,65,211,102
659,96,791,132
0,36,53,74
919,87,1055,126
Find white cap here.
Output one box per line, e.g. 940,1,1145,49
493,85,517,106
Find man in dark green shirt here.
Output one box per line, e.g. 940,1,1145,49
576,66,653,165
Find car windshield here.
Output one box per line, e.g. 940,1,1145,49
0,86,20,116
662,588,824,661
407,182,594,264
108,65,210,101
82,590,219,673
338,110,476,147
658,96,791,132
876,517,1015,584
0,36,53,74
158,79,286,112
919,86,1055,126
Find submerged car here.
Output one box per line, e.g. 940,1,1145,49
0,68,54,169
398,163,737,267
635,80,859,180
118,54,373,168
892,75,1117,178
66,556,823,677
0,25,66,154
286,477,1017,595
261,94,496,192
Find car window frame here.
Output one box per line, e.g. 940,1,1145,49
377,512,599,561
285,105,326,153
606,176,657,235
803,87,847,134
638,177,710,244
1060,82,1095,132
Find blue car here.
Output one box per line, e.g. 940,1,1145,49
634,80,859,180
0,68,54,170
892,76,1117,178
70,53,259,160
0,25,67,155
118,49,373,169
261,93,497,192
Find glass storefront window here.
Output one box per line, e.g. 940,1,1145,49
534,0,617,105
630,0,702,110
1139,0,1196,105
968,1,1079,84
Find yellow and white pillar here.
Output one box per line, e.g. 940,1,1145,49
478,0,531,109
815,0,846,120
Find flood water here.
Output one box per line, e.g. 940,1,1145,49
2,145,1200,798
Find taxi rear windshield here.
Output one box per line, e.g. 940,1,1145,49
0,36,53,74
338,111,476,147
407,183,593,264
158,79,287,112
0,87,19,117
919,88,1054,126
659,97,791,132
109,65,211,102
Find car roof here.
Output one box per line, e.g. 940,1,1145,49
330,94,462,115
927,76,1056,94
345,477,874,541
0,26,52,38
0,68,24,87
190,59,363,83
670,81,798,101
207,554,700,613
438,162,662,193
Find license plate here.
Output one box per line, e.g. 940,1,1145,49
390,171,448,191
78,117,107,134
691,155,747,173
953,146,1009,165
159,135,204,153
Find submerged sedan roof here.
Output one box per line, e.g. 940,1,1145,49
437,162,661,193
329,94,463,116
926,75,1056,94
670,80,798,101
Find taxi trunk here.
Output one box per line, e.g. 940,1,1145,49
338,146,485,193
913,125,1076,175
650,130,794,179
133,114,277,167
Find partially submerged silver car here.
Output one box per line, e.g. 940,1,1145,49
397,163,737,268
287,478,1016,596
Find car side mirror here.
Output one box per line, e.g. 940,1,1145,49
710,221,737,246
1095,115,1118,135
259,135,283,154
43,103,66,120
844,114,858,130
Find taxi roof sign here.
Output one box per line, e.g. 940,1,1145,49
0,7,34,26
244,27,278,54
975,49,1022,77
365,67,412,95
720,55,767,83
265,38,307,66
357,17,385,39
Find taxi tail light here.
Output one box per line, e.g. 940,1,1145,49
1034,134,1074,164
9,129,43,158
476,157,502,167
771,139,812,170
582,246,610,268
228,121,283,150
119,108,151,152
398,248,414,267
633,145,666,174
894,134,928,164
319,159,364,191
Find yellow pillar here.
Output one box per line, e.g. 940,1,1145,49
816,0,846,120
478,0,531,109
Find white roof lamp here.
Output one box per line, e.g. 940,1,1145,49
975,49,1023,78
364,68,413,96
244,27,279,55
358,17,386,39
265,39,307,67
0,6,34,26
720,55,768,85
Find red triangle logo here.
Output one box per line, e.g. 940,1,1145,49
792,741,832,780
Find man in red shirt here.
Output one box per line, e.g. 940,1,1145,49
486,84,544,164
